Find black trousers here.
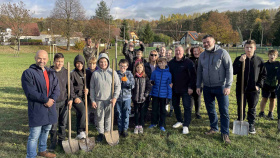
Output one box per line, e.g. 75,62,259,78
50,101,68,143
172,92,192,127
73,100,86,134
151,97,166,127
134,102,145,126
191,90,201,115
236,90,259,124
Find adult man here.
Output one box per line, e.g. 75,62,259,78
122,40,145,71
168,45,196,134
83,37,99,63
196,35,233,144
22,50,60,158
233,40,266,134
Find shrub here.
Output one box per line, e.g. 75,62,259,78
74,40,85,50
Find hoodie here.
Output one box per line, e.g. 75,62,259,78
71,55,86,100
90,53,121,102
196,45,233,89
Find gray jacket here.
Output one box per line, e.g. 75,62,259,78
90,53,121,102
196,45,233,88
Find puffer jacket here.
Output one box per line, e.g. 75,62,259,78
117,70,135,101
132,75,151,103
71,55,86,100
150,66,172,99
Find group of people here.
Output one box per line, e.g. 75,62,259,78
21,34,280,158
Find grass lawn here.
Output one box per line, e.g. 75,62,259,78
0,46,280,158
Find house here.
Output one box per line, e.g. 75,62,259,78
180,31,202,46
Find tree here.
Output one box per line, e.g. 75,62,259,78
272,25,280,46
201,12,239,44
120,19,129,40
0,1,32,51
50,0,85,51
153,33,172,46
93,0,112,22
142,23,154,44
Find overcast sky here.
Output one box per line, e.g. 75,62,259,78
1,0,279,20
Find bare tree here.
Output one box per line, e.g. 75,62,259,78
50,0,85,51
0,1,32,52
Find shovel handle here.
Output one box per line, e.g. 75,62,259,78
241,60,245,121
84,67,89,137
67,62,72,141
111,59,115,132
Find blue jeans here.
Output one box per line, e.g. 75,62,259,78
203,86,230,135
116,99,131,131
172,92,192,127
26,124,52,158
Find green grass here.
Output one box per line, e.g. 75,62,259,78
0,46,280,158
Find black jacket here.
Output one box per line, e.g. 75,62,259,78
264,61,279,87
144,62,152,79
51,66,75,102
132,75,151,103
233,54,267,92
71,55,86,100
168,55,196,93
122,43,145,71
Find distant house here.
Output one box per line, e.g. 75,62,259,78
149,42,165,47
180,31,202,46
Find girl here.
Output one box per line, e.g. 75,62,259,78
132,62,151,134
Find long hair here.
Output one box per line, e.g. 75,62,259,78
190,46,204,57
148,50,159,64
133,61,146,77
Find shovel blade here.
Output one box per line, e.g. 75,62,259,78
62,139,79,154
233,120,249,136
105,130,119,146
79,137,95,152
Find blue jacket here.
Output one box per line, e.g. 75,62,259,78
150,66,172,99
117,70,135,101
21,64,60,127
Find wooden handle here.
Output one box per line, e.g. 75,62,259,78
241,61,245,121
111,59,115,132
67,62,71,141
84,67,88,137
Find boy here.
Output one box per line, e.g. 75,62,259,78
90,53,121,142
116,59,135,137
149,57,172,132
166,49,173,62
122,40,145,71
233,40,267,134
259,50,279,119
49,53,74,151
86,56,98,124
131,50,147,72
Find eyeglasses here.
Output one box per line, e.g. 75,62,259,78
119,65,128,68
150,54,157,57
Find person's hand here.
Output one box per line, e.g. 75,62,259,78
74,98,81,104
239,54,246,62
223,88,231,96
95,43,99,48
92,102,97,109
169,83,173,88
196,88,201,95
111,98,117,107
188,88,193,95
45,98,55,107
139,41,143,45
68,100,73,109
84,88,89,96
256,86,259,91
125,40,128,44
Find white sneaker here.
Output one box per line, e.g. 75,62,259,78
182,126,189,134
76,131,86,139
172,122,183,128
134,127,139,134
165,104,169,111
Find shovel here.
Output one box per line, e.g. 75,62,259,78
62,62,79,153
233,60,249,136
79,67,95,151
105,59,119,146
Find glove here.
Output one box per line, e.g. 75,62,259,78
121,75,128,82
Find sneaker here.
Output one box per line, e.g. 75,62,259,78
165,104,169,111
205,128,217,135
196,114,202,119
139,127,144,134
149,124,157,128
259,111,265,117
249,124,256,134
172,122,183,128
222,134,231,144
182,126,189,134
160,126,166,132
76,131,86,139
48,142,56,152
134,127,139,134
38,151,56,158
267,112,274,120
96,134,104,142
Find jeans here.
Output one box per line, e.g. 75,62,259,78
203,86,230,135
172,92,192,127
116,99,131,131
26,124,52,158
151,97,167,127
50,101,68,145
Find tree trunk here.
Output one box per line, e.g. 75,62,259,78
18,37,20,52
67,37,70,51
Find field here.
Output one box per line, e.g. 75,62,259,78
0,45,280,158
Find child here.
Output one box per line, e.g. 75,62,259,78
166,49,173,62
86,56,98,124
116,59,135,137
90,53,121,142
71,55,88,139
49,53,74,151
165,49,174,117
259,50,279,119
149,57,172,131
233,40,266,134
131,50,147,72
159,46,166,57
132,62,151,134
